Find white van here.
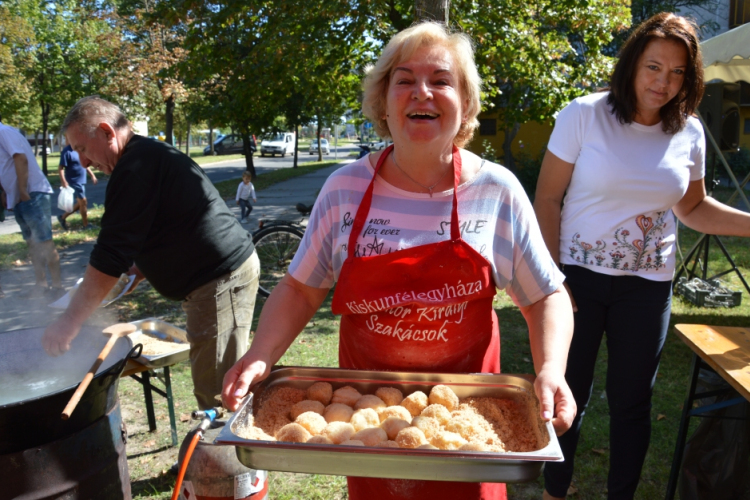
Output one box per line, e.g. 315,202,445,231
260,132,295,157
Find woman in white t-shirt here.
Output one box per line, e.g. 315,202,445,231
534,13,750,500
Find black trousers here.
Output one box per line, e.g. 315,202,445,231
544,265,672,499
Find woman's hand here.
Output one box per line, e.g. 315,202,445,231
220,274,330,411
518,287,575,434
222,353,272,411
534,368,576,435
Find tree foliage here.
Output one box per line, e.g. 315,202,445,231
0,0,634,177
456,0,631,170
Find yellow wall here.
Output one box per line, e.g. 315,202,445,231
469,108,750,158
465,113,553,162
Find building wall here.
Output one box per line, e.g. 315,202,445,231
678,0,731,38
465,114,553,163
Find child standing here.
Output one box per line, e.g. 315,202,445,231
236,171,256,224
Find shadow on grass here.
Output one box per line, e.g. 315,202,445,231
131,474,176,497
127,444,175,460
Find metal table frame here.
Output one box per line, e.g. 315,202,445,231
122,361,178,447
666,324,750,500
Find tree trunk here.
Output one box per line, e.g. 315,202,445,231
40,101,50,175
185,121,191,156
293,124,299,168
240,128,256,180
316,114,323,162
34,130,39,157
415,0,449,23
502,122,521,173
165,93,175,146
209,126,214,155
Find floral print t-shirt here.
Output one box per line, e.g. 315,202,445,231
548,92,705,281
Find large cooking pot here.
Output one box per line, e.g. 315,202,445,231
0,326,138,454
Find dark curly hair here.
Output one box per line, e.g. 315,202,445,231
607,12,704,134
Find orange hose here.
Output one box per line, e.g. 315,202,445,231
171,430,202,500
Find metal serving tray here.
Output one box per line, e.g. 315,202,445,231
215,367,563,483
127,318,190,368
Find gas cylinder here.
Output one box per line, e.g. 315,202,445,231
177,419,268,500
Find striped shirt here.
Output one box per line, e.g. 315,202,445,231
289,153,564,307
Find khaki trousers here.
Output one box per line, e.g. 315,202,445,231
182,252,260,409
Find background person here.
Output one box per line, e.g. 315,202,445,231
534,12,750,500
0,114,64,299
42,96,260,410
222,22,575,500
236,171,256,223
57,143,98,230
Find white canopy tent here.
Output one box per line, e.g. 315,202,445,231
701,23,750,83
697,24,750,210
672,24,750,297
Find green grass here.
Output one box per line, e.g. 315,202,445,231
0,205,103,270
6,173,749,498
213,159,344,199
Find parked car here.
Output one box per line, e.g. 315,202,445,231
260,132,295,157
370,140,386,151
309,138,330,155
203,134,256,156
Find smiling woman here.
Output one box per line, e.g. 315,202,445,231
222,21,576,500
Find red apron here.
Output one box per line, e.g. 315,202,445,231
331,145,507,500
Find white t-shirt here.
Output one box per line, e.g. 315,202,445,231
236,180,256,202
288,152,564,307
547,92,705,281
0,123,53,209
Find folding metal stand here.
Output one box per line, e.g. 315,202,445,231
673,115,750,294
122,362,179,447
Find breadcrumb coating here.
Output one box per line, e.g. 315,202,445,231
429,385,459,412
395,427,428,449
375,387,404,406
237,382,545,454
381,416,412,440
350,408,380,432
290,400,325,420
295,411,327,435
323,403,354,423
276,423,311,443
331,386,361,407
306,381,333,405
400,391,429,417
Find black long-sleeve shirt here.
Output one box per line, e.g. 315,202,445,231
90,135,254,300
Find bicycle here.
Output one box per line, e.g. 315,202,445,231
252,203,312,297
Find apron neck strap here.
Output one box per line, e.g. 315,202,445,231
347,144,462,258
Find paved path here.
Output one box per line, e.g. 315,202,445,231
0,146,356,235
0,159,352,332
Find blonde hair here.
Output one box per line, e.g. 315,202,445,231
62,96,131,137
361,22,481,148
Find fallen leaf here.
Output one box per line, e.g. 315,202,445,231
523,357,531,363
567,485,578,495
592,448,607,455
145,440,156,447
180,413,191,422
657,414,666,421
